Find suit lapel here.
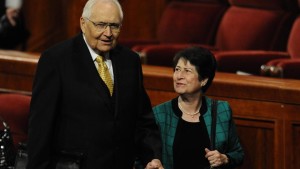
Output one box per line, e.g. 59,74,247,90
73,34,113,111
109,48,120,117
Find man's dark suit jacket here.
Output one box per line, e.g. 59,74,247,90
27,34,162,169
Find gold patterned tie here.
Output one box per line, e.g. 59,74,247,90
95,55,113,96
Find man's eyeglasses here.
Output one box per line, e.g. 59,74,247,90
85,18,121,33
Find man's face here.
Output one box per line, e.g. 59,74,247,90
80,1,122,54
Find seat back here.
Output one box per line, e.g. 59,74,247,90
0,93,31,148
157,1,227,45
287,16,300,59
215,0,294,51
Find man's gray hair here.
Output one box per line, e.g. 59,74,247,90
82,0,123,20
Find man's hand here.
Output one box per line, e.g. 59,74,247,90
145,159,164,169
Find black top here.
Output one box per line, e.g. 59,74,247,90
172,97,211,169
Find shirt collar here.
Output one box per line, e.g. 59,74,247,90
83,34,110,61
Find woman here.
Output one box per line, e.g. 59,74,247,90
153,47,244,169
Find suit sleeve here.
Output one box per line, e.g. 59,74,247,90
134,57,162,167
27,52,61,169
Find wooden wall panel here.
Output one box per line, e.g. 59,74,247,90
285,111,300,169
235,119,277,169
22,0,66,52
61,0,87,38
288,124,300,168
291,124,300,168
118,0,166,40
21,0,167,52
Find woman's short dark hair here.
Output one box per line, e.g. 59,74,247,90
172,46,217,93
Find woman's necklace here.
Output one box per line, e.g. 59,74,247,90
178,98,202,118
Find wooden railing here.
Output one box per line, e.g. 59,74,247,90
0,50,39,94
1,50,300,169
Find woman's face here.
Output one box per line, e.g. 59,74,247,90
173,58,202,95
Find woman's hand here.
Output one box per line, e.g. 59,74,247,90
145,159,164,169
205,148,229,168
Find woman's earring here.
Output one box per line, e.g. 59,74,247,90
201,79,208,87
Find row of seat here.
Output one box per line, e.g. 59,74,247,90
119,0,300,79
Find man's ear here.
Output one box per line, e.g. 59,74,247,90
80,17,86,34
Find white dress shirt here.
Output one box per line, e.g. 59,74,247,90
83,34,114,82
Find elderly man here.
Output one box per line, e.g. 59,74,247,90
27,0,163,169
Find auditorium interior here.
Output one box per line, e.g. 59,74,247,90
0,0,300,169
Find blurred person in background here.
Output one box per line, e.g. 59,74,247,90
0,0,29,49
